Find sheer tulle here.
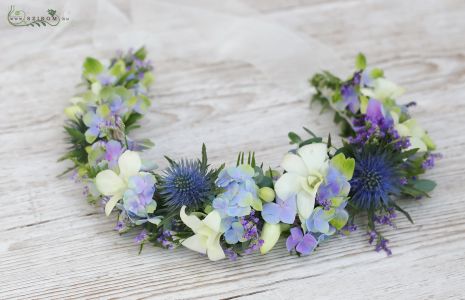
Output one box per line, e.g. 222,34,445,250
2,0,344,98
89,0,345,98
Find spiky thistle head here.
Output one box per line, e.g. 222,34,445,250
348,144,404,210
158,145,222,211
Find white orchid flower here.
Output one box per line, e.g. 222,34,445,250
96,150,144,216
361,78,404,101
391,112,435,152
180,206,225,261
274,143,329,220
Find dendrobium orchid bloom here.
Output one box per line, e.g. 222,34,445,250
96,150,148,216
180,206,225,261
274,143,329,220
391,112,436,152
360,77,405,101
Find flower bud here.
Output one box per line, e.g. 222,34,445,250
258,187,275,203
260,223,281,254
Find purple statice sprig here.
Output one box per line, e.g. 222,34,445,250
155,230,176,250
373,207,397,229
135,229,150,254
365,207,399,256
422,152,442,170
222,210,264,257
368,230,392,256
241,211,264,255
348,99,410,151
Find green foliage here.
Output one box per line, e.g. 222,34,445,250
331,153,355,180
370,67,384,78
83,57,104,77
59,117,90,168
288,127,323,148
355,53,367,70
134,47,147,60
236,151,256,167
123,112,144,133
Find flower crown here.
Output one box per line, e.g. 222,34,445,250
61,49,438,260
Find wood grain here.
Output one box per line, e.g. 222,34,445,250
1,0,465,299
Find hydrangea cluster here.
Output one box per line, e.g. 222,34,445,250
310,53,438,254
61,50,438,261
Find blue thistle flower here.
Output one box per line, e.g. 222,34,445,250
159,145,221,210
349,145,403,210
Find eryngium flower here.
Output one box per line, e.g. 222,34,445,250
349,145,403,210
159,159,215,210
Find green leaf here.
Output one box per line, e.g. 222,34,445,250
401,185,429,198
355,53,367,70
370,68,384,78
330,153,355,180
288,132,302,144
298,137,323,147
399,148,419,159
329,209,349,230
303,127,317,138
134,47,147,60
109,59,126,77
412,179,437,193
83,57,104,76
391,202,414,224
201,143,207,168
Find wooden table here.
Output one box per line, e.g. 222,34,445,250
1,1,464,299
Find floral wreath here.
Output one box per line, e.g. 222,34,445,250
61,49,438,261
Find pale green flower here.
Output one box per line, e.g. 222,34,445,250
391,112,436,151
361,78,405,101
180,206,225,261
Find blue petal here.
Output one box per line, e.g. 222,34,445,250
262,202,281,224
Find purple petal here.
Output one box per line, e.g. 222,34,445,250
105,140,123,162
296,233,318,255
286,235,299,252
341,85,360,113
279,198,297,224
366,98,384,122
290,227,304,240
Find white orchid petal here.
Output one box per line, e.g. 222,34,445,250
390,111,400,125
105,194,122,216
207,234,225,261
360,88,375,99
404,119,426,137
281,153,308,177
180,206,203,233
409,136,427,152
297,190,315,220
96,169,125,196
182,235,207,254
297,143,329,174
374,78,404,100
203,210,222,233
274,173,304,200
118,150,141,179
396,123,410,137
